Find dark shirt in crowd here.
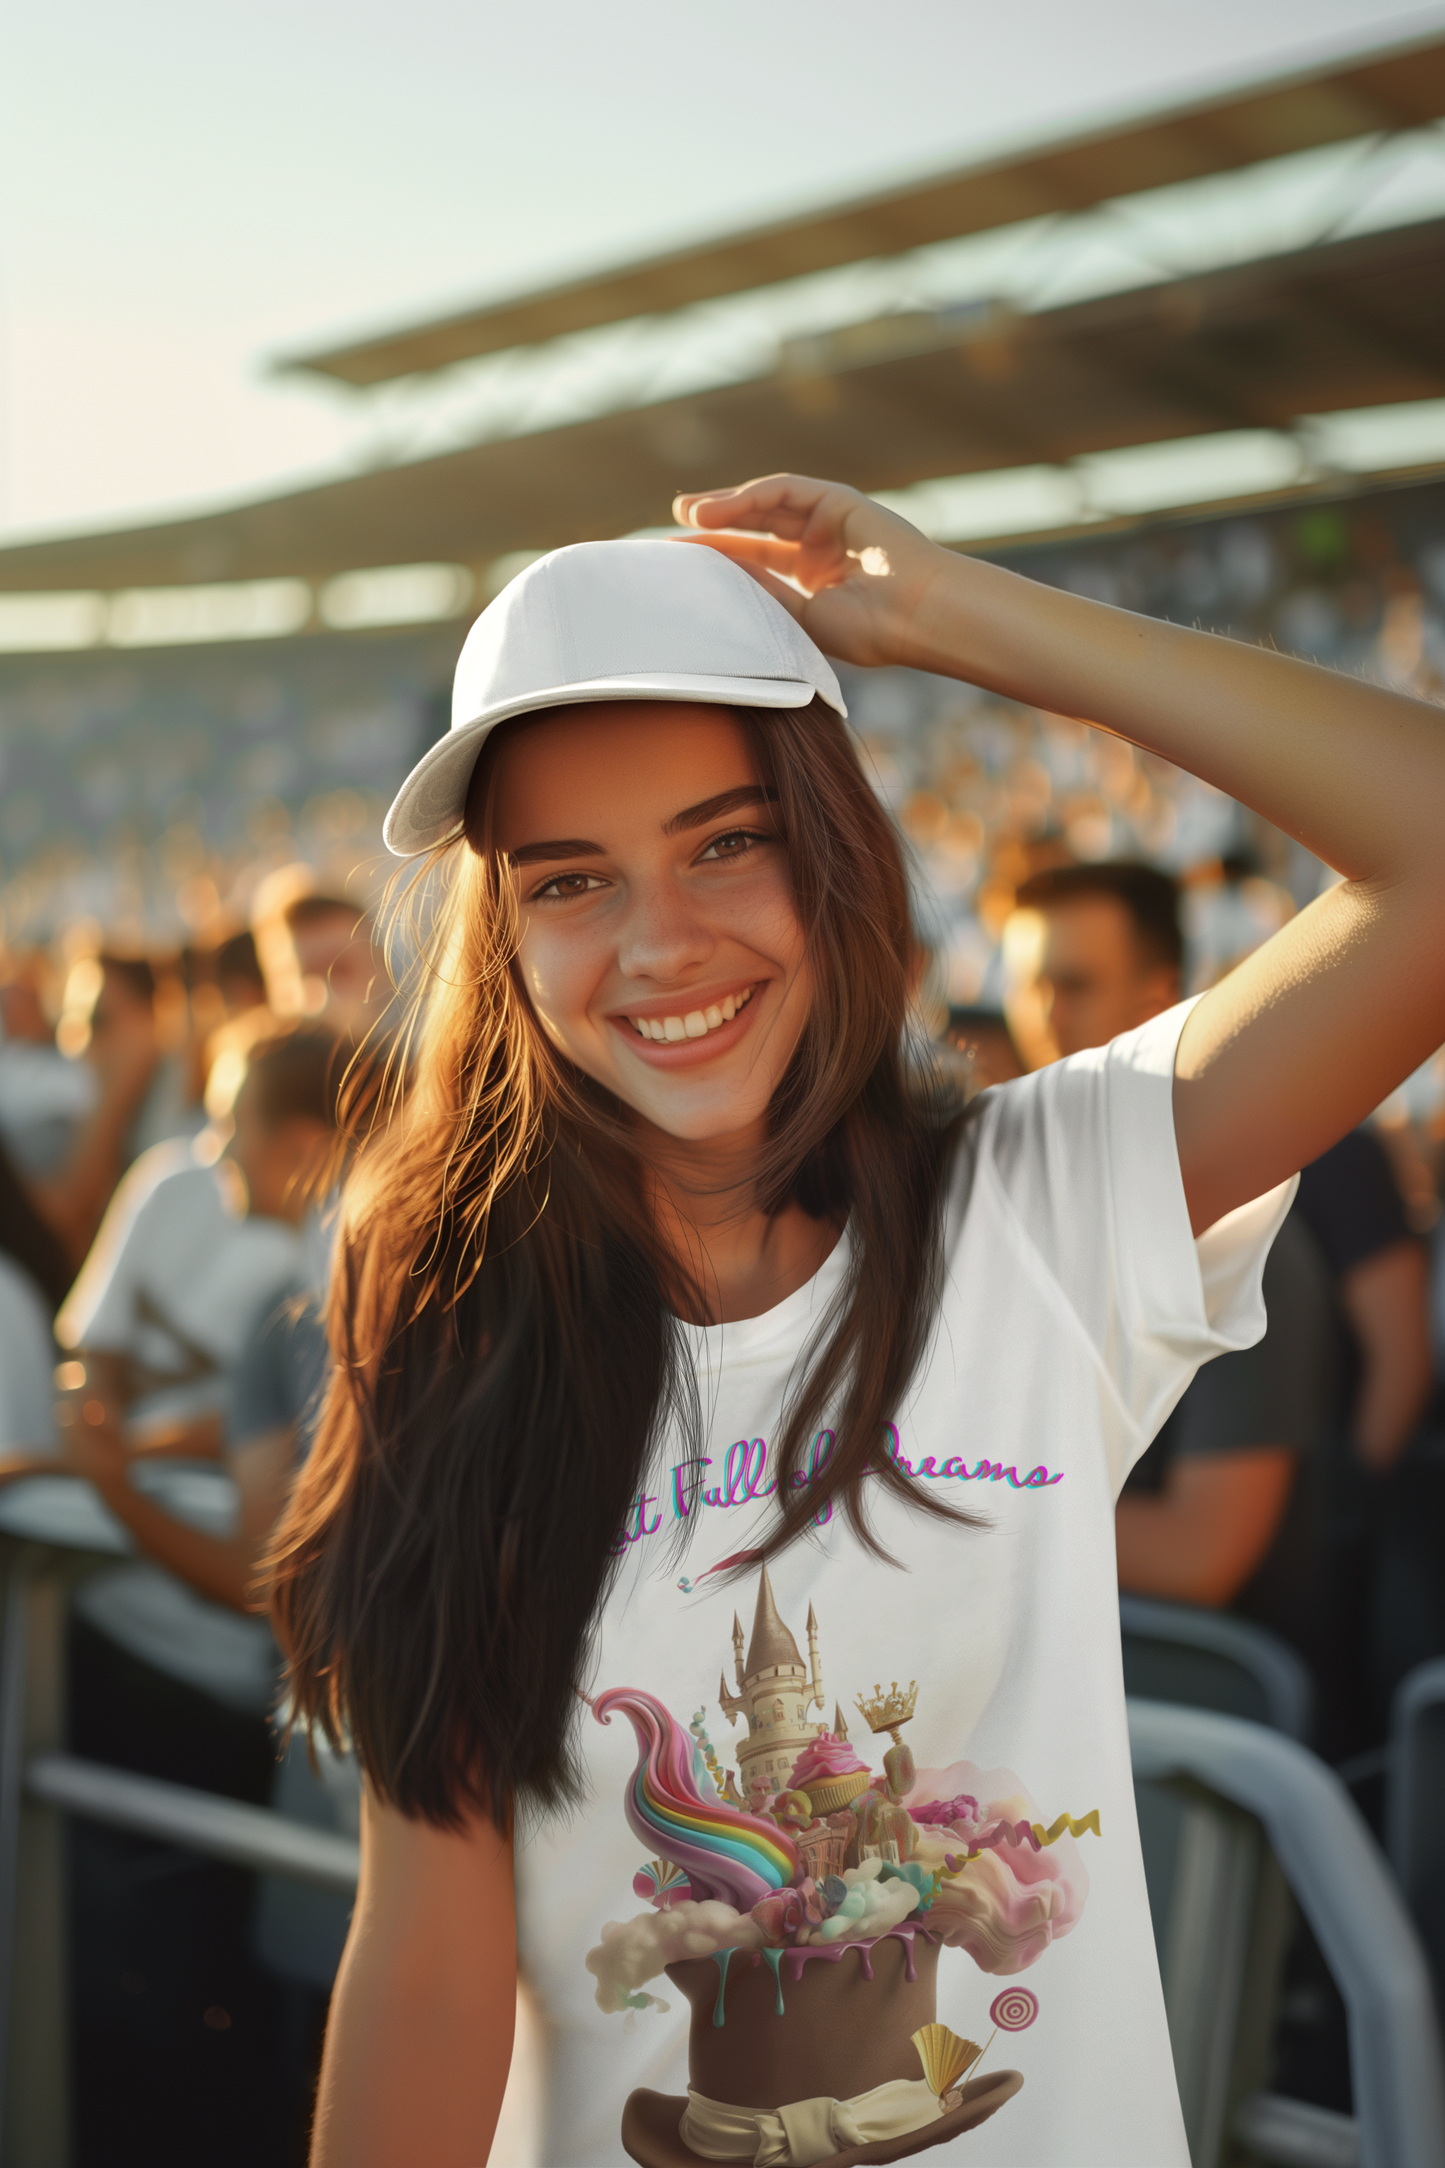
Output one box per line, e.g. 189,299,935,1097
1295,1125,1415,1449
1124,1210,1334,1661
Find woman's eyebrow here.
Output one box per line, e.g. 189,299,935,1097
508,786,778,863
663,785,778,835
507,837,604,865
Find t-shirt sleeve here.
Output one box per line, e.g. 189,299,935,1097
1157,1213,1332,1459
981,996,1296,1459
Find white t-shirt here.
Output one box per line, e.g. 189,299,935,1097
58,1139,300,1428
0,1037,97,1175
57,1138,300,1703
0,1253,58,1450
516,1002,1293,2168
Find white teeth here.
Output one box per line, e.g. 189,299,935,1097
627,986,754,1043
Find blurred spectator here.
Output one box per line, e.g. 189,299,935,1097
1118,1216,1332,1648
176,928,270,1114
253,873,389,1039
0,949,98,1178
1001,862,1183,1067
0,1135,71,1451
60,950,209,1163
57,1028,340,1616
6,953,160,1265
1292,1125,1433,1756
1296,1130,1433,1477
213,929,268,1017
58,1028,345,2168
1003,861,1336,1671
56,1031,329,1478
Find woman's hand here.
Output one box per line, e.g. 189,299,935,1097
673,473,954,671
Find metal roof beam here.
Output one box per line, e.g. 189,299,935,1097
280,29,1445,386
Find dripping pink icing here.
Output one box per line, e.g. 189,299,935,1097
778,1923,937,1984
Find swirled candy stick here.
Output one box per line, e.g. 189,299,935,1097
594,1687,799,1910
973,1986,1040,2080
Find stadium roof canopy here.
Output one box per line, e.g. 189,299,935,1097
2,25,1445,621
283,28,1445,386
2,211,1443,600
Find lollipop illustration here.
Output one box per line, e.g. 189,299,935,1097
990,1987,1040,2033
973,1985,1040,2079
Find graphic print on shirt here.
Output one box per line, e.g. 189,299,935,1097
584,1565,1100,2166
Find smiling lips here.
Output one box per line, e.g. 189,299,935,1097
625,985,755,1043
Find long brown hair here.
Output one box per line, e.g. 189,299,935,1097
269,697,975,1830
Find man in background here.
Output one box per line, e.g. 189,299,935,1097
1000,867,1429,1725
1001,862,1184,1074
251,874,389,1040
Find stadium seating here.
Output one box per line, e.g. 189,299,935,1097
1130,1699,1445,2168
1120,1593,1315,1741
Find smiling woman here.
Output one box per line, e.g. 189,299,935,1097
491,707,814,1144
266,489,1445,2168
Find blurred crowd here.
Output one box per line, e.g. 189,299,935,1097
0,874,390,2165
0,481,1443,2160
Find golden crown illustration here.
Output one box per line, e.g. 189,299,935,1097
856,1680,919,1738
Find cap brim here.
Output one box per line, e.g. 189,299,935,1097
382,672,828,857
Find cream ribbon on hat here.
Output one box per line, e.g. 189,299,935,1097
681,2076,942,2166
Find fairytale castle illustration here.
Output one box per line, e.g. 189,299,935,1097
717,1566,829,1796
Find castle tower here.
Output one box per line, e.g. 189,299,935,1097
833,1703,850,1744
716,1566,826,1798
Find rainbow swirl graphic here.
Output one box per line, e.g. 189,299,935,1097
595,1687,798,1911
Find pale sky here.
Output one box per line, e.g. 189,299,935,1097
1,0,1441,545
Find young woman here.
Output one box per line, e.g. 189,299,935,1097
271,475,1445,2168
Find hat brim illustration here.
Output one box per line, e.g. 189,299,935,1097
621,2069,1025,2167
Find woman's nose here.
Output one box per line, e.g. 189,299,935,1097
614,881,716,983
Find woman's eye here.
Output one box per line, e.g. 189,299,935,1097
698,828,770,863
532,871,606,900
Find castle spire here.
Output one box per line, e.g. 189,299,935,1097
806,1601,824,1716
743,1565,804,1676
833,1702,850,1743
718,1613,747,1723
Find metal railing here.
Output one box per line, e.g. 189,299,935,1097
23,1751,359,1890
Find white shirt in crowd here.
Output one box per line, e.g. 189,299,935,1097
59,1137,300,1428
57,1136,303,1711
518,1000,1292,2168
0,1035,98,1176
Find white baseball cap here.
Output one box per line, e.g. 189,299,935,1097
382,538,847,857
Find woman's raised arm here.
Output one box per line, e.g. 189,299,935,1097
310,1788,516,2168
676,474,1445,1231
